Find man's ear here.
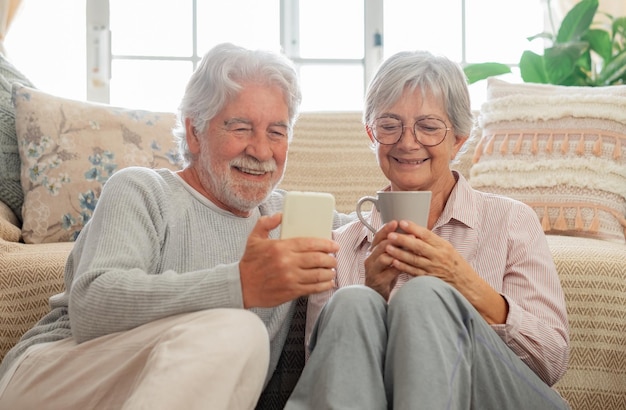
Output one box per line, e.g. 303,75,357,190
185,118,201,154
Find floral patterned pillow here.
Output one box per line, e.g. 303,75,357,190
13,84,183,244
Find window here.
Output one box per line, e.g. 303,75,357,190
6,0,86,101
284,0,367,111
107,0,281,111
6,0,544,112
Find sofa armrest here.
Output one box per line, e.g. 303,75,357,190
0,199,21,242
0,239,72,362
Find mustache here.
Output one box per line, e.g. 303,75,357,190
229,155,277,173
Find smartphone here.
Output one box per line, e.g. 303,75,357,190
280,191,335,239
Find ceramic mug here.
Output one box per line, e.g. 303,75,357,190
356,191,432,233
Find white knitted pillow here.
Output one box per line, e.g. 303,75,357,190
470,78,626,243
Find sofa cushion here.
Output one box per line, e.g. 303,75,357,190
13,85,183,244
548,235,626,409
0,199,20,242
469,78,626,243
0,55,35,221
0,239,72,363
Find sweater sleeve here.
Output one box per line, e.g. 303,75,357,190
67,167,245,343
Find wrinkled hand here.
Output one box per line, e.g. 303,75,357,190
384,220,475,291
240,213,340,308
385,220,508,325
364,220,403,300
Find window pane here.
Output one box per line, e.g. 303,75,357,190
299,65,364,111
299,0,363,59
110,60,192,112
197,0,281,53
110,0,193,56
465,0,544,63
383,0,463,60
6,0,86,100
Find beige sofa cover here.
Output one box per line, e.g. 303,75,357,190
1,112,625,410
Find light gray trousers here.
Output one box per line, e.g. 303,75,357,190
286,276,570,410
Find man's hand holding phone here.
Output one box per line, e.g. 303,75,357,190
240,192,338,308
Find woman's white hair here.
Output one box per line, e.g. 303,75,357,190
363,50,474,161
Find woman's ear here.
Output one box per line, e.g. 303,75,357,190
365,124,376,144
451,135,469,159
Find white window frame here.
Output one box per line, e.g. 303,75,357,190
85,0,499,106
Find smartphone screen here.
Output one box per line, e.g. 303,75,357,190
280,191,335,239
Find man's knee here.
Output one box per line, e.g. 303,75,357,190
165,309,269,357
210,309,269,353
223,309,269,351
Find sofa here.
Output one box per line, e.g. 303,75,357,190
0,54,625,409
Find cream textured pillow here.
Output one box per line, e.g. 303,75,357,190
470,78,626,243
14,85,183,244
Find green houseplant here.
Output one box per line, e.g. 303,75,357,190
464,0,626,86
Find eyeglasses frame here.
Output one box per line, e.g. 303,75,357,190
369,116,452,147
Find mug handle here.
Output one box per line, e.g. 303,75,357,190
356,196,377,234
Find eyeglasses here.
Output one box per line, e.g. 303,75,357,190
370,116,451,146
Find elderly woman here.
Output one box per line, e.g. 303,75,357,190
286,51,570,409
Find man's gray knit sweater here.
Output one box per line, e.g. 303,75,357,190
0,167,352,385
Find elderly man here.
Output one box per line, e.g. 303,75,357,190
0,43,351,410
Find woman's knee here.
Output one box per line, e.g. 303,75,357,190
390,276,459,311
324,285,386,316
311,285,388,352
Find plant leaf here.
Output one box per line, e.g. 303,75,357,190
520,51,548,83
462,63,511,84
575,50,592,75
598,49,626,85
459,0,626,88
527,32,555,43
612,16,626,40
585,29,612,62
544,42,589,84
556,0,598,43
